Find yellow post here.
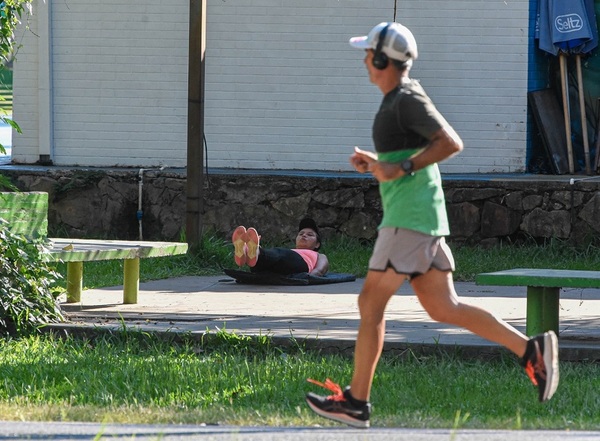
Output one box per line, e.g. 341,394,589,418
123,258,140,304
66,261,83,303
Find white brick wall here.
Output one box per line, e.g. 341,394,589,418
14,0,189,167
13,0,530,172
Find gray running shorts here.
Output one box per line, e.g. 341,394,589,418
368,227,455,276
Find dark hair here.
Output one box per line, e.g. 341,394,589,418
298,218,322,251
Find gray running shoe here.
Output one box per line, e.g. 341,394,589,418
522,331,559,402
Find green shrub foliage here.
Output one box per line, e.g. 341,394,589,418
0,219,64,335
1,1,29,188
1,1,32,66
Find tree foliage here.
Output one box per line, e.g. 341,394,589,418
0,0,32,66
1,0,29,181
1,3,61,332
0,219,65,336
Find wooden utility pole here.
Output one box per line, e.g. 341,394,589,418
186,0,206,250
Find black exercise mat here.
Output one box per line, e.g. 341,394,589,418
223,268,356,286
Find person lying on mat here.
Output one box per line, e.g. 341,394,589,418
232,218,329,277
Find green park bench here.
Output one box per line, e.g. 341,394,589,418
0,191,188,304
476,268,600,336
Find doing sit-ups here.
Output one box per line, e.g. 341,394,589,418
232,218,329,277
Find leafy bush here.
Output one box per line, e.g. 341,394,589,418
1,1,28,190
1,1,32,66
0,219,64,335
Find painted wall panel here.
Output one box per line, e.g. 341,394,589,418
12,0,530,172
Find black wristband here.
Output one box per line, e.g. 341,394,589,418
400,159,415,176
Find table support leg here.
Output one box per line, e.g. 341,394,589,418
123,258,140,304
526,286,559,336
65,261,83,303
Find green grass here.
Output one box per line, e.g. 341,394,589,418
27,234,600,429
451,239,600,281
0,332,598,429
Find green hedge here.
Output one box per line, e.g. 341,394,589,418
0,219,64,336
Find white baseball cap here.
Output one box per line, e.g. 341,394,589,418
349,22,418,62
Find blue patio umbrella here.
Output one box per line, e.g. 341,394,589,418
536,0,599,174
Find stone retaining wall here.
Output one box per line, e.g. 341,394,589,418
2,168,600,247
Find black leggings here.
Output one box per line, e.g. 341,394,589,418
250,247,309,275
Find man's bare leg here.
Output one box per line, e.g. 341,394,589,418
411,268,528,357
349,268,407,401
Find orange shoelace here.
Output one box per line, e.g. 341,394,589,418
524,341,545,386
307,378,345,401
524,361,538,386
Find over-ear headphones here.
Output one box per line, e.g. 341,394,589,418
372,24,390,70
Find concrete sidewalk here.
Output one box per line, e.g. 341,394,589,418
51,274,600,360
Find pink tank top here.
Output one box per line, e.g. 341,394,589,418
292,249,319,272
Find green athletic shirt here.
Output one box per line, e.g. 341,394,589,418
372,79,451,236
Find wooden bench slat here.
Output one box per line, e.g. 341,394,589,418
476,268,600,289
476,268,600,336
1,191,188,305
42,238,188,304
43,238,189,262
